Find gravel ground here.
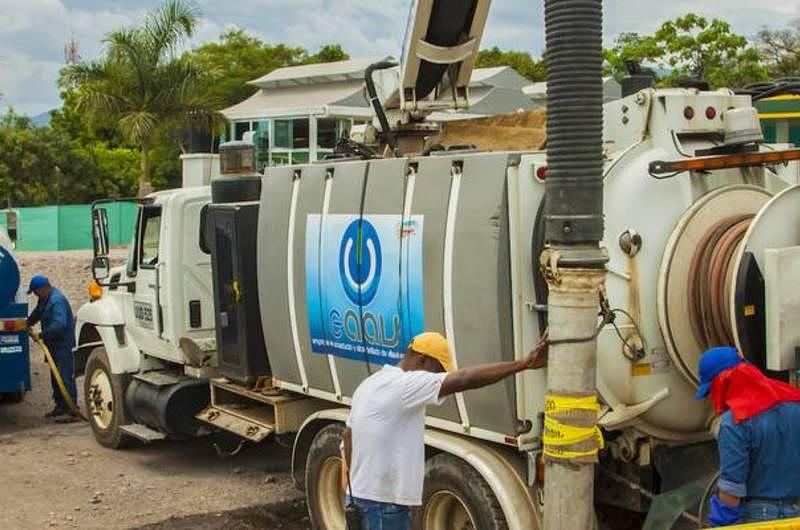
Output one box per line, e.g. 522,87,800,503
0,249,310,530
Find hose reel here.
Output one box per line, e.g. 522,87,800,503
687,215,754,350
657,186,772,386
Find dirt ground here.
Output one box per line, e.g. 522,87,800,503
0,249,310,530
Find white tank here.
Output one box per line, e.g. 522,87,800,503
256,88,800,450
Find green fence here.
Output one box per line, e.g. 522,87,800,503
0,202,138,251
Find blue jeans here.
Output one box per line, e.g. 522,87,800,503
350,497,411,530
49,344,77,411
742,499,800,522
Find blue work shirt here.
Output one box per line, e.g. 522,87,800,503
718,402,800,500
27,288,75,351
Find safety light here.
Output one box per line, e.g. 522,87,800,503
649,148,800,175
88,281,103,301
683,106,695,120
1,319,26,332
705,106,717,120
536,166,549,181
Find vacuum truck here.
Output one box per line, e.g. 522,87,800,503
73,0,800,528
0,228,30,404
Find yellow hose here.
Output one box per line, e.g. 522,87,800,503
31,334,88,422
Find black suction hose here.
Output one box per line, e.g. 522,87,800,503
365,61,399,153
543,0,605,248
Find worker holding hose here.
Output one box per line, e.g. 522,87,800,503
696,347,800,526
26,275,78,423
342,331,548,530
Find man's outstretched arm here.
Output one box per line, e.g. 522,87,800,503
439,335,547,398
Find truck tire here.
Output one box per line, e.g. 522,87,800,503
422,453,508,530
84,347,134,449
305,423,346,530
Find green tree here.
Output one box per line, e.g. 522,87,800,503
62,0,217,196
604,14,768,89
476,47,545,82
190,29,307,108
0,110,137,207
305,44,349,64
189,29,350,109
757,21,800,78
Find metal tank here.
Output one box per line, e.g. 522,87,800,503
256,87,800,449
0,229,30,400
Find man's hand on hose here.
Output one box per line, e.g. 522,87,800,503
522,331,549,370
29,330,40,342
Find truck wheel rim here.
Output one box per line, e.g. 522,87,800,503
424,490,476,530
317,456,345,528
88,368,114,430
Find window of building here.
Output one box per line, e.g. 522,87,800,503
253,121,270,171
318,118,339,149
270,152,291,166
292,118,309,149
273,120,292,148
234,122,251,141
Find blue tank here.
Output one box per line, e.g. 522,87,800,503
0,241,30,400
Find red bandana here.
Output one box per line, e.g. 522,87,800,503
710,363,800,423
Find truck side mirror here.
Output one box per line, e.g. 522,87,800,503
92,256,111,281
92,207,110,257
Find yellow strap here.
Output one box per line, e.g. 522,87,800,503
545,394,600,414
33,336,88,422
543,394,604,461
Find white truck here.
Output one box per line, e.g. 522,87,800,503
74,1,800,528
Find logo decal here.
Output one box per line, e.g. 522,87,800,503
307,214,425,364
339,219,382,306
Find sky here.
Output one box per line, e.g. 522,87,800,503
1,0,800,116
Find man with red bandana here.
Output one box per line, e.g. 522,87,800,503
695,346,800,526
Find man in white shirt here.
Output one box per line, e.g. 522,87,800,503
343,331,548,530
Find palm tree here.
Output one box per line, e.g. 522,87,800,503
63,0,217,196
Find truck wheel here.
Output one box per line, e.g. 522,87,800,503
305,423,346,530
422,453,508,530
84,348,133,449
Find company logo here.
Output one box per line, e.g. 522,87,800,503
339,219,382,306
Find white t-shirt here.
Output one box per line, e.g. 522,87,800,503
347,365,447,506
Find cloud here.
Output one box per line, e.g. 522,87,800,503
2,0,800,115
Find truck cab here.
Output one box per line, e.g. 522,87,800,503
74,183,216,446
78,186,215,371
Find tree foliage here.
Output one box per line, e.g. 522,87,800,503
0,110,138,207
605,14,768,89
189,29,349,109
757,21,800,78
476,47,545,82
62,0,216,195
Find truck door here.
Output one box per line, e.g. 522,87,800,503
132,205,164,353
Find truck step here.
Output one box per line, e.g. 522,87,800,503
120,423,167,442
196,405,275,442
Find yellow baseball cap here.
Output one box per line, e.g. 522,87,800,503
408,332,454,372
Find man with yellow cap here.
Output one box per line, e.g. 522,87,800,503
343,331,547,530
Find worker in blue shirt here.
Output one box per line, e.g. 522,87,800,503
26,275,78,422
695,347,800,526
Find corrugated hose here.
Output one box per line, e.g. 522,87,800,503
30,333,88,422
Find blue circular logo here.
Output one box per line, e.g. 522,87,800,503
339,219,382,306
